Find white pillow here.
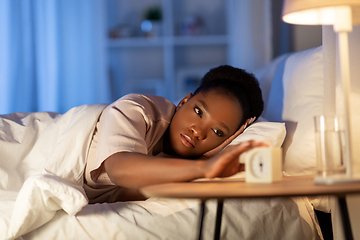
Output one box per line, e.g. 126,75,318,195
254,54,289,109
281,46,324,175
229,118,286,148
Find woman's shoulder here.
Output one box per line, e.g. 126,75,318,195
120,93,172,105
108,93,176,120
113,94,174,109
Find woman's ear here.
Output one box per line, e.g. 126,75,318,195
176,93,193,110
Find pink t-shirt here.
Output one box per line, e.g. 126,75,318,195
84,94,175,203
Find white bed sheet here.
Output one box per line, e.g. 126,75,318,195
22,196,319,240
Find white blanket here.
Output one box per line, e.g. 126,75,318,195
0,105,322,240
0,104,105,239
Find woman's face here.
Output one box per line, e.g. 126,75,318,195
168,90,242,158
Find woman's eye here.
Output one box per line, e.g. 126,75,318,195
213,129,224,137
194,106,202,117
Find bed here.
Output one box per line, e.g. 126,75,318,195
0,46,326,240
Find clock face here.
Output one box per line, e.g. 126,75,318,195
244,147,282,183
250,152,269,178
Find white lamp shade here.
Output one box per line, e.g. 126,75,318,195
282,0,360,26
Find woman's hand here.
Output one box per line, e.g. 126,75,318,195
199,140,268,178
201,117,256,159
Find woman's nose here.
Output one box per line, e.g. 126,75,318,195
190,126,207,140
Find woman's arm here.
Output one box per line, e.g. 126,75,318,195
104,140,266,189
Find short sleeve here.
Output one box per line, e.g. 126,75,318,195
96,98,149,159
85,94,175,186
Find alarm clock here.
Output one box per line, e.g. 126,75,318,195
241,147,283,183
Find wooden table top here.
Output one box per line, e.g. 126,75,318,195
141,176,360,200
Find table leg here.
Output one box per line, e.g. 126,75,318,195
214,200,224,240
197,201,206,240
338,196,353,240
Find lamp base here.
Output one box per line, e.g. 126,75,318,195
314,175,360,185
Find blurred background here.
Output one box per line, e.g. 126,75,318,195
0,0,322,114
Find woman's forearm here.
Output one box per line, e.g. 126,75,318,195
104,141,265,190
104,152,206,189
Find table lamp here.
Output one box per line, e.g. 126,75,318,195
282,0,360,184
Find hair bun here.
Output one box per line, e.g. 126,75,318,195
200,65,264,122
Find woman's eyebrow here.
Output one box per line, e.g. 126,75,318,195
217,121,230,134
198,100,230,134
198,100,209,112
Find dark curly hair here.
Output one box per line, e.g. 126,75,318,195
193,65,264,127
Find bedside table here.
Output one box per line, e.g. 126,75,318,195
141,176,360,240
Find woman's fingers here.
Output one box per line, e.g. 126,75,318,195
223,141,270,175
222,140,267,159
204,141,268,178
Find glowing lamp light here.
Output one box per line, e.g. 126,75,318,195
282,0,360,184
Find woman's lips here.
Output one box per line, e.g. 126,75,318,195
180,134,195,148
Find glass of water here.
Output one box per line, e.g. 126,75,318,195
314,115,346,177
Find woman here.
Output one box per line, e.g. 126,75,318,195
84,65,266,203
